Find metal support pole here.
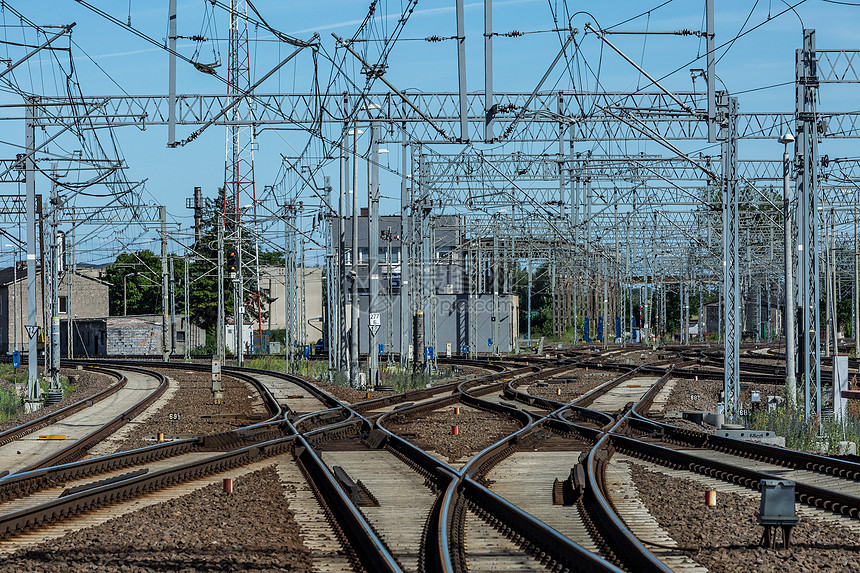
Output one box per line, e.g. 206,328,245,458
368,123,380,386
400,124,411,365
706,0,716,143
184,255,190,362
169,256,176,357
25,98,39,408
350,124,360,387
796,29,821,421
855,189,859,358
167,0,177,147
339,112,348,374
527,252,532,343
721,94,741,419
49,171,60,391
483,0,493,142
456,0,468,142
493,223,500,355
217,216,225,362
161,206,170,362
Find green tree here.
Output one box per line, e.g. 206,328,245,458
104,250,163,316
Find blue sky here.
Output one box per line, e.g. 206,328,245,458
0,0,858,264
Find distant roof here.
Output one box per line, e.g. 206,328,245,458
0,265,111,288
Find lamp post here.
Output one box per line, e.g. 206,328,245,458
123,272,137,316
779,132,797,407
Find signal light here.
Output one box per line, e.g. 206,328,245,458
227,249,238,272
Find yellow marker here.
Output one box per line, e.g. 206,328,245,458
38,435,66,440
626,384,642,388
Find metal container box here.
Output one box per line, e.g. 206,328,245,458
758,479,798,525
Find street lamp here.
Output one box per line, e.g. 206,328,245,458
779,132,797,407
123,272,137,316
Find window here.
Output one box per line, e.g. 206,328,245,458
176,331,186,342
59,296,67,314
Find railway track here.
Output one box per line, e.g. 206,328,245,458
0,350,857,572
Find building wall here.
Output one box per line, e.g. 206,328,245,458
253,265,323,344
1,270,109,354
349,293,519,355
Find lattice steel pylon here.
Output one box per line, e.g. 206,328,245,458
223,0,261,360
795,29,821,422
721,93,741,420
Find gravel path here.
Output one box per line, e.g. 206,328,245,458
385,404,521,464
0,466,313,572
105,370,267,452
628,461,860,572
0,368,114,433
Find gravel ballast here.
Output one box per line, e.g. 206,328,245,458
385,404,522,463
628,462,860,573
1,466,313,572
108,370,267,452
526,368,619,402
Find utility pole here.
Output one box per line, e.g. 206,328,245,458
169,256,176,358
350,123,360,387
455,0,468,142
855,187,859,358
484,0,494,142
161,206,170,362
184,254,190,362
24,97,39,411
400,122,411,366
368,122,380,386
217,215,225,362
48,165,61,392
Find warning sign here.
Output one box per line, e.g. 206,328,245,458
25,325,39,339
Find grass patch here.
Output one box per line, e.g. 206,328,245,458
748,406,860,454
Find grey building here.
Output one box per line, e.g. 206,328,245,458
0,264,109,355
60,314,205,357
333,213,519,354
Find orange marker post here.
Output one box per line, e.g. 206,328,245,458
224,478,233,494
455,407,461,415
452,425,459,436
705,489,717,507
157,432,164,443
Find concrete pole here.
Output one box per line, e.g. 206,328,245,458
782,136,797,406
25,98,39,409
